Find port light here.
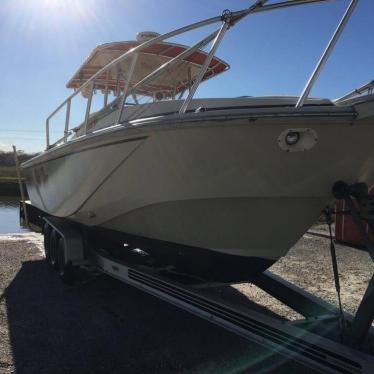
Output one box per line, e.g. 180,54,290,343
285,131,300,146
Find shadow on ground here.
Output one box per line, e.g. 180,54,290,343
4,259,306,373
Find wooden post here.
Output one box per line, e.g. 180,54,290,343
12,145,29,227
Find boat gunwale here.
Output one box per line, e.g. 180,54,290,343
22,104,356,169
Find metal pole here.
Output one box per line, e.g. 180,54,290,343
64,99,71,143
115,53,138,126
104,71,109,107
115,74,121,97
334,80,374,103
250,0,331,14
295,0,359,108
132,94,139,104
46,13,223,127
12,145,29,227
46,1,330,124
179,22,229,114
83,82,94,135
130,29,220,94
230,0,269,25
62,14,223,103
46,119,50,149
178,90,185,100
187,67,192,93
348,273,374,348
44,0,333,142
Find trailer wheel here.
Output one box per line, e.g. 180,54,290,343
57,237,74,284
49,229,59,269
43,223,51,261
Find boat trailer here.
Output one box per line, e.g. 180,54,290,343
19,183,374,373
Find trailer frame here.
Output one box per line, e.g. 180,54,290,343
20,200,374,373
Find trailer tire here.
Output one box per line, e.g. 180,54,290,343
57,237,74,284
43,223,51,261
49,229,59,269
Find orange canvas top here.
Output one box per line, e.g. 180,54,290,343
66,40,230,98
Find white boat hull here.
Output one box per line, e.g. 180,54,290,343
22,100,374,279
88,124,373,259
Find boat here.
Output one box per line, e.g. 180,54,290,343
21,0,374,283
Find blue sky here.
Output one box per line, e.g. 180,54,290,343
0,0,373,153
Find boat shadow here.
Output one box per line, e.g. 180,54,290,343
3,259,295,374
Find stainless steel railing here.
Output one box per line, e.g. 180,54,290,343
334,80,374,103
44,9,229,149
45,0,356,150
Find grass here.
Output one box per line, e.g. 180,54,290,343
0,166,17,179
0,166,22,195
0,177,18,183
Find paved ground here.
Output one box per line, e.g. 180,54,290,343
0,231,372,373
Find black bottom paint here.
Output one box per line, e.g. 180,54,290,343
88,227,275,284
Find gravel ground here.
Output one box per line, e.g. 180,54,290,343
233,232,374,320
0,231,372,373
0,233,310,374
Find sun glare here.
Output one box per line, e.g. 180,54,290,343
37,0,98,27
44,0,59,5
43,0,74,8
1,0,101,48
42,0,79,13
34,0,94,21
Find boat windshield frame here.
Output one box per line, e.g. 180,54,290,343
45,0,359,150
